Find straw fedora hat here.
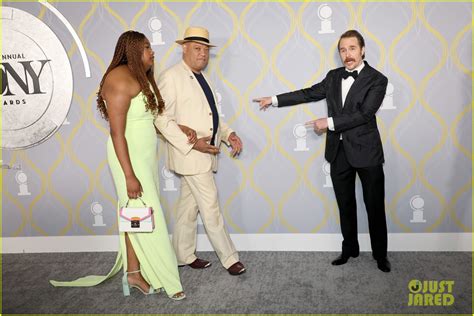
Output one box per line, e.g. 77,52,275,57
175,26,216,47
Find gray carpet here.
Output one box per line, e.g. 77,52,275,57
2,251,471,314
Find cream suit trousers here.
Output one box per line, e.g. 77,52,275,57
172,171,239,269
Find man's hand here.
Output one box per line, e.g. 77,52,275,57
305,118,328,135
178,124,197,144
253,97,273,111
228,132,243,157
193,136,220,155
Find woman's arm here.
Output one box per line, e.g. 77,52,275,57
104,78,142,199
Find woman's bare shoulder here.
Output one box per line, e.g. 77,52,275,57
102,66,139,98
102,66,133,97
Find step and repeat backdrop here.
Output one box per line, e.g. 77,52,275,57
1,2,472,239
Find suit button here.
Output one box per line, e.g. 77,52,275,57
209,112,212,116
210,128,213,131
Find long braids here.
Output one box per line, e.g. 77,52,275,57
97,30,165,120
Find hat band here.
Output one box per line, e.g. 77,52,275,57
183,36,209,43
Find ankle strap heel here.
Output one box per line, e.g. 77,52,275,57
122,270,156,296
122,273,131,296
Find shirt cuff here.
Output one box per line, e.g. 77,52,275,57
327,117,335,131
271,95,278,107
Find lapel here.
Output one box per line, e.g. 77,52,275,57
334,69,344,112
201,71,220,131
181,61,211,108
343,61,371,108
201,71,216,105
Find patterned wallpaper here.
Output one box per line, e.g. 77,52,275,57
2,1,472,237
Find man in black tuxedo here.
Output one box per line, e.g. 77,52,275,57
254,30,390,272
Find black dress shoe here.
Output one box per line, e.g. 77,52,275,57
188,258,211,269
376,257,391,272
227,262,246,275
331,253,358,266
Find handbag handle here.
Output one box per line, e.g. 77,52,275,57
124,197,147,208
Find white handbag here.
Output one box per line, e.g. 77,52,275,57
119,198,155,233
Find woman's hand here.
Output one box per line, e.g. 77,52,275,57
126,175,143,199
178,124,197,144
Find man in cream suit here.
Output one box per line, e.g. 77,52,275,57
155,26,246,275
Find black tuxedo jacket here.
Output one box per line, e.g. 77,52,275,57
277,61,388,168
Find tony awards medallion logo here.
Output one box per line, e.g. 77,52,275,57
148,17,165,46
293,124,309,152
1,7,73,149
317,4,335,34
162,166,177,192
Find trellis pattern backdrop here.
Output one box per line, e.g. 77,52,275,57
2,2,472,242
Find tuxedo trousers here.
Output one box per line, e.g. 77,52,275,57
172,171,239,269
330,142,388,259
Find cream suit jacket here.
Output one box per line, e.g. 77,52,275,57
155,61,234,175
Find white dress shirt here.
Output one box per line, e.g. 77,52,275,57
327,62,365,132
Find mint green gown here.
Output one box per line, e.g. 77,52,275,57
50,92,183,297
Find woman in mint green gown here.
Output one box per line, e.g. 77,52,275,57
50,31,187,300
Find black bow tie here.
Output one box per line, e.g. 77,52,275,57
342,70,358,80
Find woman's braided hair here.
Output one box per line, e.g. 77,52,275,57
97,30,164,120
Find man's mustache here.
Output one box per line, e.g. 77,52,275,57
344,58,355,63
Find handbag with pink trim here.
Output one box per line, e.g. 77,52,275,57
118,198,155,232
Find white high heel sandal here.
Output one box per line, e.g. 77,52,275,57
170,291,186,301
170,292,186,301
122,270,156,296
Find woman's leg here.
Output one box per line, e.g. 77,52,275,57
125,233,151,292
